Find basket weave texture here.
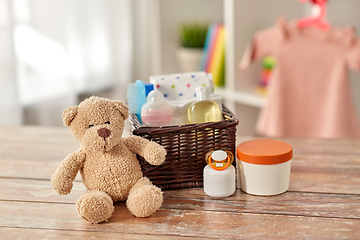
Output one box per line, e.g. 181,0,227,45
129,105,239,190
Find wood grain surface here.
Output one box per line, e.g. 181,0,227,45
0,126,359,239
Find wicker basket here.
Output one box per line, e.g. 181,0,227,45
129,105,239,190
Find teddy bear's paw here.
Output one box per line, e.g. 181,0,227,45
144,141,167,166
126,185,163,218
51,176,73,195
76,190,114,224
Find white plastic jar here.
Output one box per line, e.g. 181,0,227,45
236,139,293,196
203,150,236,197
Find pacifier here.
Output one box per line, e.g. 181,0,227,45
205,150,234,171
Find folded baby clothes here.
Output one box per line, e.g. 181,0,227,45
150,71,213,101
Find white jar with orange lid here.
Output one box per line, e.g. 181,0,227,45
236,139,293,196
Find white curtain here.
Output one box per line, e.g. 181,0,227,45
0,0,22,125
0,0,133,126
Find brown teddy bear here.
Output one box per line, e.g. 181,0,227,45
51,96,166,224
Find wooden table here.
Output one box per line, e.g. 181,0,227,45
1,126,360,239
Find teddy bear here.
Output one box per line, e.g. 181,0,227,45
51,96,167,224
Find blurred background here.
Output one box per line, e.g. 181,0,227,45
1,0,359,137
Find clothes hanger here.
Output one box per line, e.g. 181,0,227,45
297,0,329,31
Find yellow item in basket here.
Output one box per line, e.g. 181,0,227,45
187,87,222,124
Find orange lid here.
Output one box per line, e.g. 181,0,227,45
236,139,293,165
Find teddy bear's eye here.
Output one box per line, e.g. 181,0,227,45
89,124,94,128
105,121,110,124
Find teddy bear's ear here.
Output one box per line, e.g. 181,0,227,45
62,106,78,126
113,100,129,119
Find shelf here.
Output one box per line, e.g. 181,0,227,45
214,87,266,108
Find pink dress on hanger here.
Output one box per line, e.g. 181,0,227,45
240,17,360,139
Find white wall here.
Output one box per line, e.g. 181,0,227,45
159,0,224,74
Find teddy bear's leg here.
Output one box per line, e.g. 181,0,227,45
76,190,114,224
126,177,163,217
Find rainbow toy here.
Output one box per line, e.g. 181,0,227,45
201,23,225,87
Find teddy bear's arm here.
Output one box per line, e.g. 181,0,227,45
51,150,86,195
123,136,166,166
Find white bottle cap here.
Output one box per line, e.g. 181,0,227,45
141,89,172,126
211,150,227,161
147,89,164,102
195,87,210,101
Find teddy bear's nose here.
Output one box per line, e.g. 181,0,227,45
97,128,111,138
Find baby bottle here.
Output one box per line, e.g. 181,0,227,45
141,89,172,126
203,150,236,197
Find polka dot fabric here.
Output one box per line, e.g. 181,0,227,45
150,72,213,100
